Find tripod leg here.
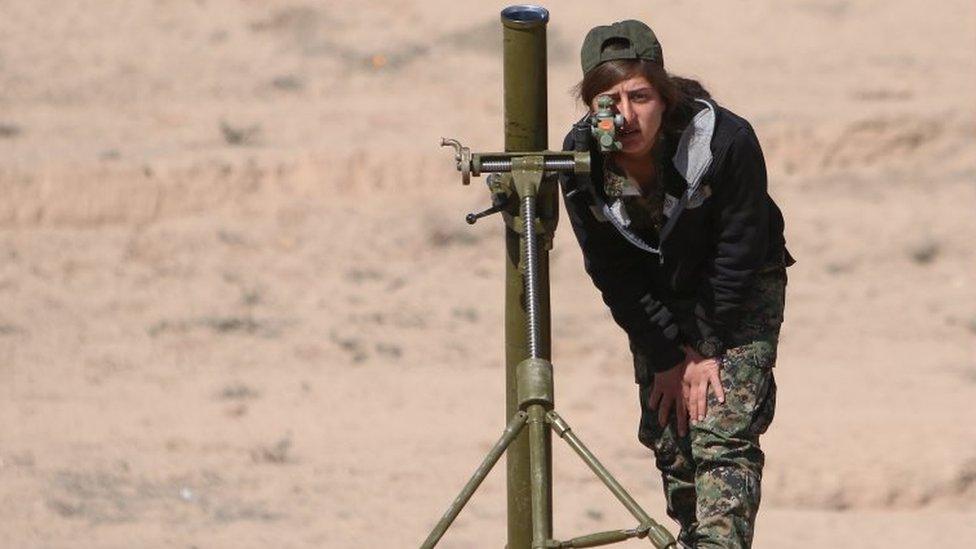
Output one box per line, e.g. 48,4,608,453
527,403,552,549
547,410,676,549
420,410,529,549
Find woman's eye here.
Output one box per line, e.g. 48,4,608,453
631,93,651,102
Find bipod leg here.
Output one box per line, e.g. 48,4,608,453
420,410,530,549
546,410,677,549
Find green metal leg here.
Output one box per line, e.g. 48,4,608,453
547,411,676,549
420,411,529,549
557,528,638,547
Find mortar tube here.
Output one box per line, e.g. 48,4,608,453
500,5,553,549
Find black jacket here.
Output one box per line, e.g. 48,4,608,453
559,100,792,383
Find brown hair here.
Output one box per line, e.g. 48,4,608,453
575,57,711,141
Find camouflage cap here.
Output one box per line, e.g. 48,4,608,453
580,20,664,74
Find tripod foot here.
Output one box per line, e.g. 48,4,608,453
547,410,677,549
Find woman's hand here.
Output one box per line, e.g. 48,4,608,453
648,361,689,436
682,346,725,423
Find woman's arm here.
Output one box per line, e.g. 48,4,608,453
560,174,686,375
684,124,772,358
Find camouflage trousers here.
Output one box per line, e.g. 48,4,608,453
636,267,786,548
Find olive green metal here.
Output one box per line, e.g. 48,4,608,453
440,138,473,185
472,150,587,176
439,142,589,184
501,6,553,549
527,404,552,549
517,358,554,409
511,156,545,198
504,191,553,548
558,529,638,548
643,523,675,548
501,6,549,151
591,95,624,152
420,411,529,549
547,411,677,549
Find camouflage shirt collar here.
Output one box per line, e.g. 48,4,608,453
602,161,643,198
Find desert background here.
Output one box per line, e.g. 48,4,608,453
1,1,974,547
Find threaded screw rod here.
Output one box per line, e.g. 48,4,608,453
521,194,541,360
480,158,575,173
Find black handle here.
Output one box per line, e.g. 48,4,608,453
466,203,507,224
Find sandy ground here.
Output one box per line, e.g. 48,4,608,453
1,1,975,547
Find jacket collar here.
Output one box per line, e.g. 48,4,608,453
672,99,716,193
593,98,717,256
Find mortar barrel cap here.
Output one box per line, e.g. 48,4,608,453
501,5,549,28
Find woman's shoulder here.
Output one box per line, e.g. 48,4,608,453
561,114,591,152
711,102,760,149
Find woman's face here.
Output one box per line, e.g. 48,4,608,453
590,75,665,159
